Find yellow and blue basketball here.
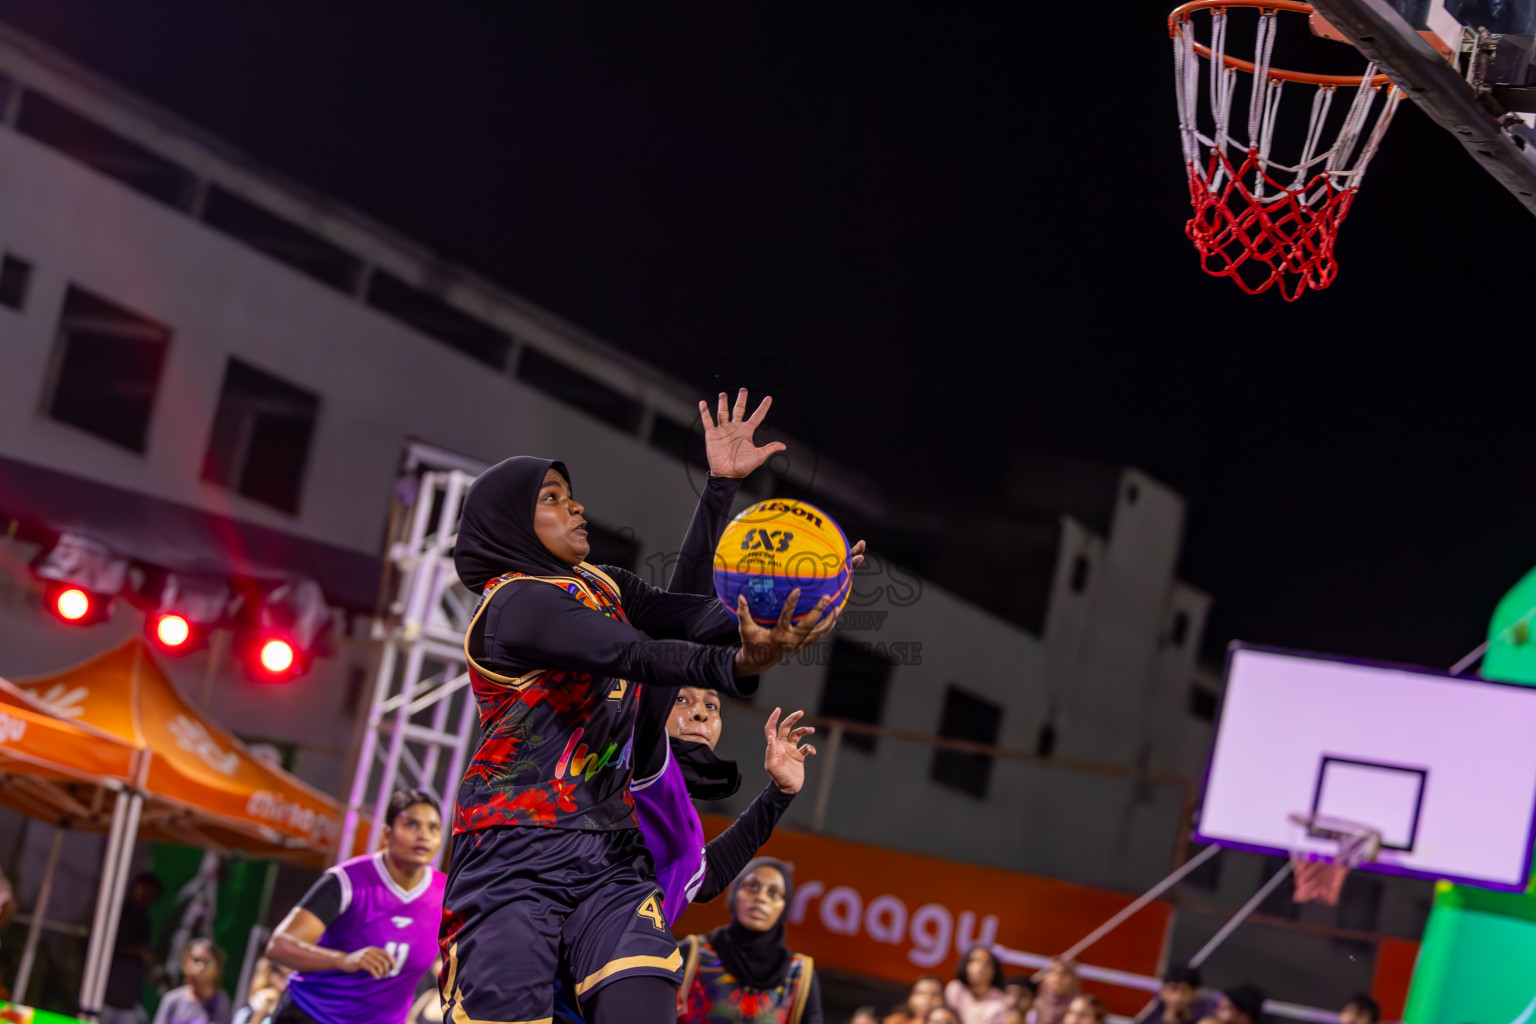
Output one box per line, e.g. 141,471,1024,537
714,499,852,626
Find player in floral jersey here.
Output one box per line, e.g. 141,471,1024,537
442,391,836,1024
267,790,445,1024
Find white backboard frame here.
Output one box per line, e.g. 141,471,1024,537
1195,644,1536,892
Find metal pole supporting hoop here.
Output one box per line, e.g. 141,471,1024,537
339,466,482,861
1169,1,1404,299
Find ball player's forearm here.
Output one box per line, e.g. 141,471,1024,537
266,929,348,974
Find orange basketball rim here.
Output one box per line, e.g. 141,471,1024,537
1167,1,1404,299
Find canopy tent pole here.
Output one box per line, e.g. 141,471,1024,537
81,791,144,1020
13,825,64,1005
79,790,132,1020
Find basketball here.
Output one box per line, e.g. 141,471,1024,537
714,499,852,626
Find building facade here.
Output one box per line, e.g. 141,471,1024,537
0,21,1415,1009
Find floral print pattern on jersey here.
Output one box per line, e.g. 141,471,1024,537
679,937,812,1024
453,567,642,834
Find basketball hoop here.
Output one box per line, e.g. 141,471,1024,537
1168,1,1404,299
1286,812,1381,905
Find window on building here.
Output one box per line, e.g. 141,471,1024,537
47,286,171,452
1070,554,1090,593
1258,855,1300,920
17,93,198,209
648,415,708,469
584,521,639,572
819,638,894,753
0,253,31,310
202,359,320,514
1336,874,1382,933
1035,721,1058,758
365,271,511,369
1183,844,1223,891
516,348,644,434
202,187,364,293
1189,684,1218,722
931,685,1002,799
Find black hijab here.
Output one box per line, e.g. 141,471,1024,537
455,456,577,591
708,857,795,991
671,737,741,801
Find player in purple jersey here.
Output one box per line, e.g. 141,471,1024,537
266,790,445,1024
627,402,865,925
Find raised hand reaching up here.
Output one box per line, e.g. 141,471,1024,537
700,389,785,480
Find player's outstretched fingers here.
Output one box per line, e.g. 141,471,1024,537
764,707,782,742
789,726,815,746
732,387,749,421
774,588,803,634
850,539,867,571
799,744,817,758
787,595,832,644
778,709,805,740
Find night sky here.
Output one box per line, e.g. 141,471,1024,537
1,1,1531,670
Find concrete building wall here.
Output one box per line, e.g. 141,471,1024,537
0,21,1224,950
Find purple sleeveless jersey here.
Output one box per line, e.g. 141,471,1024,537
286,852,446,1024
631,743,706,926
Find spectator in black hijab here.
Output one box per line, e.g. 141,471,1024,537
678,857,822,1023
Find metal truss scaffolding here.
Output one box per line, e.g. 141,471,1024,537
339,467,481,860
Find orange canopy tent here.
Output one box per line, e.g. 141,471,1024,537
0,686,141,1009
0,639,351,1018
0,697,137,821
0,639,345,861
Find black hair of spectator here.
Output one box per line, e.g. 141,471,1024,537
386,788,438,828
183,936,227,971
1164,965,1203,987
1004,976,1038,995
131,871,164,898
1224,984,1266,1021
1344,994,1380,1023
953,945,1004,991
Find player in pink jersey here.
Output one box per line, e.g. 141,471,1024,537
266,790,445,1024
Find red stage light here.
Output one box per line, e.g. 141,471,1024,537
155,614,191,648
56,588,91,622
259,638,295,674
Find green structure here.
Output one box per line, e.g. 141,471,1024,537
1404,566,1536,1022
0,1001,89,1023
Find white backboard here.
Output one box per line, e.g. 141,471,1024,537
1196,645,1536,891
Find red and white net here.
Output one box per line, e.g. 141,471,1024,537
1287,814,1381,906
1170,3,1403,300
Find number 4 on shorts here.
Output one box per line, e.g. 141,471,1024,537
636,891,665,931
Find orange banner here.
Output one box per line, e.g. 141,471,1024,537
674,815,1170,1015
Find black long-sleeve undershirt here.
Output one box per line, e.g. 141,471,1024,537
471,564,753,697
695,783,794,903
632,475,746,778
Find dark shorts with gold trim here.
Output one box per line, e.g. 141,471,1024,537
440,825,682,1023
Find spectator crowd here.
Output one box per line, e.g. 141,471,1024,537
845,956,1386,1024
1,802,1389,1024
